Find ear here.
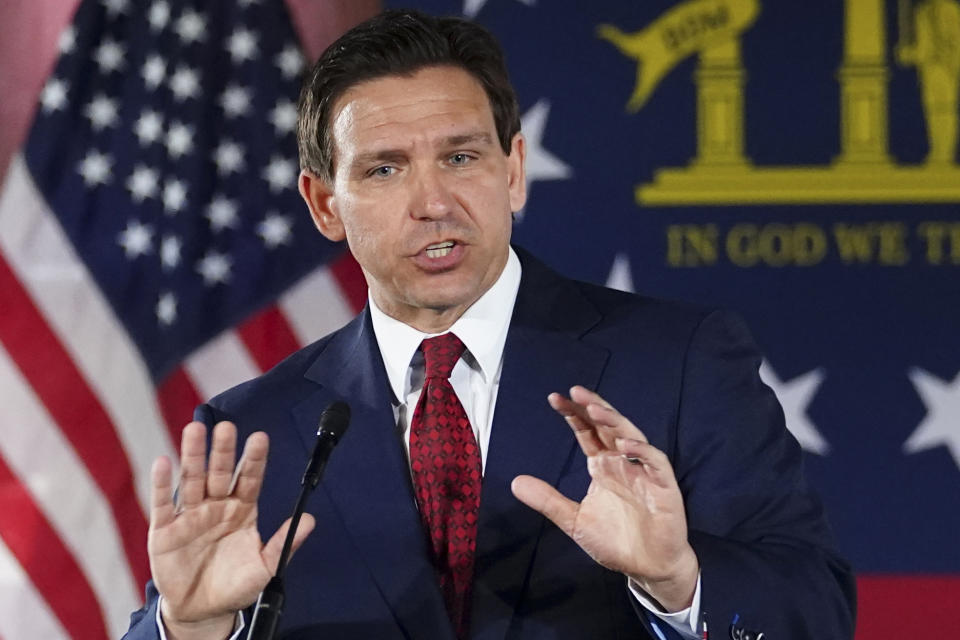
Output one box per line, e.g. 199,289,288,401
299,170,346,242
506,132,527,213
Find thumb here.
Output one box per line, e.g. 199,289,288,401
511,475,578,537
261,513,316,574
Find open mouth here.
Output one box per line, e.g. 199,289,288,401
425,241,455,258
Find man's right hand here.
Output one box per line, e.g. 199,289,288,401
149,421,315,640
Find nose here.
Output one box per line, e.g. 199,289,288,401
410,167,455,220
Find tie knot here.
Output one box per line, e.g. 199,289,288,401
421,333,466,379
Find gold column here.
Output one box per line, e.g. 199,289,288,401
837,0,891,164
693,40,748,166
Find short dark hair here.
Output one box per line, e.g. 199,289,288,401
296,9,521,182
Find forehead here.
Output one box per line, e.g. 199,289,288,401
329,66,497,154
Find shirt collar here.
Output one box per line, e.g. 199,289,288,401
369,247,522,403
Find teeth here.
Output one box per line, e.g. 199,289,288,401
425,242,454,258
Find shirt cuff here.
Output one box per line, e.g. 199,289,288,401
627,572,702,640
156,596,246,640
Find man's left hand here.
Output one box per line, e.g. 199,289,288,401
511,385,699,612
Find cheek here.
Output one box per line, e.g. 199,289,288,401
340,209,394,266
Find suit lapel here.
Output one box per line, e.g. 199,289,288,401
293,311,455,640
470,252,609,640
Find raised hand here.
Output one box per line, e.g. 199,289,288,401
149,421,315,640
511,386,699,612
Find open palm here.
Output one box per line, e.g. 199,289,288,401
148,422,313,637
512,386,699,612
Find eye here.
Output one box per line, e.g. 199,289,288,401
369,165,396,178
449,153,474,166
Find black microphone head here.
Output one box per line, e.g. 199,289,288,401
317,401,350,441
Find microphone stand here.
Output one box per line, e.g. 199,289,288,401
245,402,350,640
243,481,310,640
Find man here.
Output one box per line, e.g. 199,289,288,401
124,10,855,640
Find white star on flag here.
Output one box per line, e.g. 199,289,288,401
220,84,252,118
605,253,635,293
517,98,571,219
257,212,293,248
174,9,206,44
463,0,536,19
165,122,194,159
126,165,159,202
275,45,304,79
84,94,120,130
134,109,164,146
262,156,297,192
906,368,960,470
78,150,114,186
213,140,246,175
156,291,178,326
142,55,166,90
206,195,240,232
58,25,77,54
117,219,153,258
169,65,200,101
148,1,171,31
40,78,69,113
226,28,259,64
162,178,188,214
196,251,232,286
160,235,182,270
759,361,829,455
270,99,298,135
94,38,125,73
101,0,129,18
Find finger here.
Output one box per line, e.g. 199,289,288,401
150,456,175,529
568,385,649,448
548,392,603,456
569,385,614,410
615,437,676,489
511,475,579,537
232,432,270,503
261,513,316,574
206,422,238,499
584,402,649,445
177,422,209,508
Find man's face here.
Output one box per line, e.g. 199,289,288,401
300,66,526,332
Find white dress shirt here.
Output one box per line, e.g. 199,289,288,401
158,247,701,640
369,247,522,473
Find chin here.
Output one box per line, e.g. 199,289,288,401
410,283,479,313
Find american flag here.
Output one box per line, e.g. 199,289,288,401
0,1,375,637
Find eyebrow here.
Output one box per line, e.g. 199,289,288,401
351,150,407,169
442,131,494,147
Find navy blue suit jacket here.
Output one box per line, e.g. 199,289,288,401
125,248,855,639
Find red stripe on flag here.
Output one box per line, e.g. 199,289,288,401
856,574,960,637
238,305,302,371
157,367,203,455
330,251,368,313
0,254,151,589
0,453,108,640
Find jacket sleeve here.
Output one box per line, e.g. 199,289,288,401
121,581,163,640
673,309,856,638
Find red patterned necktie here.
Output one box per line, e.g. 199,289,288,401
409,332,482,639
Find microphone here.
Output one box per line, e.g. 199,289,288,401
245,401,351,640
302,401,351,489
